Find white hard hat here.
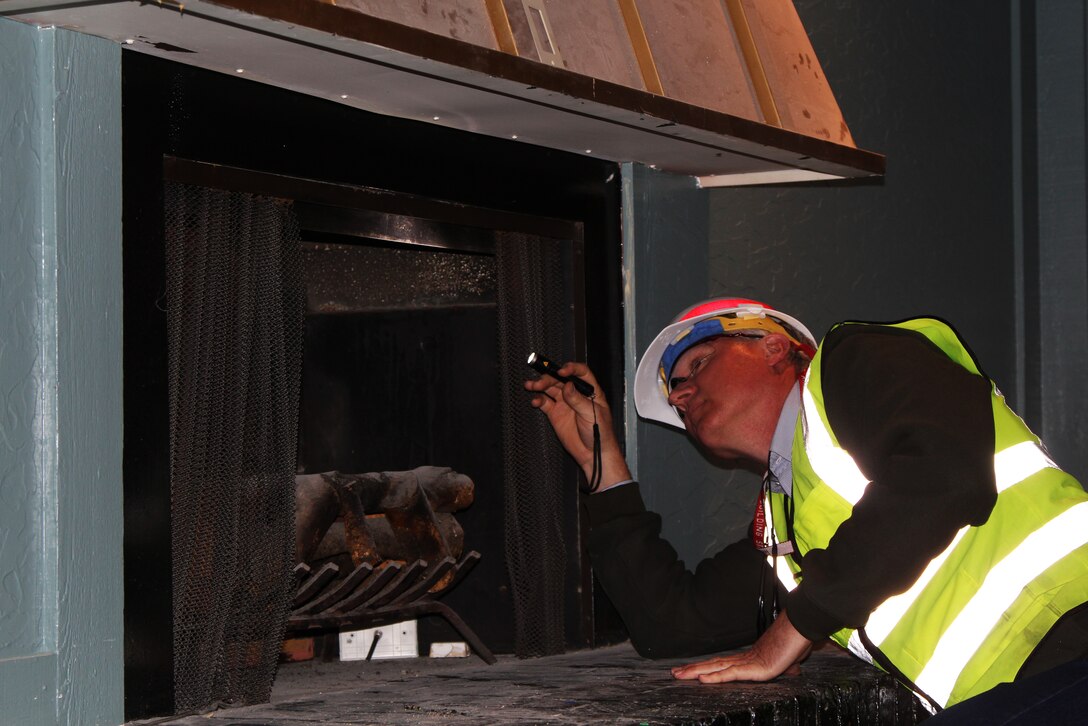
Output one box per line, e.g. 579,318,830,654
633,297,817,429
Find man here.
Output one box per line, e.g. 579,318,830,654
525,297,1088,722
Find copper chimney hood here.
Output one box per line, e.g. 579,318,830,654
3,0,882,185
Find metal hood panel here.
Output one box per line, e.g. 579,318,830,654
2,0,883,183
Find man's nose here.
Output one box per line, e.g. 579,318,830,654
667,381,693,409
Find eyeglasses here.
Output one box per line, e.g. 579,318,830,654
667,332,766,392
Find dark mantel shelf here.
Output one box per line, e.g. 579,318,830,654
149,642,923,725
6,0,883,185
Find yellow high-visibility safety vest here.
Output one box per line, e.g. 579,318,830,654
768,318,1088,709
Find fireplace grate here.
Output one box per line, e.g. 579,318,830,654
287,552,496,664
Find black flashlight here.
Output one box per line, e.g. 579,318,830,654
527,352,595,397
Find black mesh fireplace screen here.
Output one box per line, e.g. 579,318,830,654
496,234,575,658
164,181,304,711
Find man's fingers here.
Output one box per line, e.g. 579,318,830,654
525,378,564,399
524,377,557,392
529,392,556,410
555,360,588,377
555,362,600,389
701,661,789,683
672,654,792,684
676,661,780,684
560,381,596,409
696,666,742,684
671,657,736,680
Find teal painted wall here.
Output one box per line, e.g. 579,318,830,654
1,14,54,663
622,164,761,566
0,18,124,725
1031,0,1088,479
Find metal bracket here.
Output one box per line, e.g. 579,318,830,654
522,0,563,67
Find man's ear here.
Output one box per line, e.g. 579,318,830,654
761,333,793,370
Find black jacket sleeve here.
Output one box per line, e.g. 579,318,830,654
786,324,998,640
584,482,776,658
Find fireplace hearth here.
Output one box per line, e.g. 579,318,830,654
151,643,925,726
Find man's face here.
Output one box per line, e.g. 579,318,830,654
665,335,776,461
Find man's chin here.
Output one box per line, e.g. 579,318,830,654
701,447,762,473
686,426,729,460
695,446,743,468
687,430,758,471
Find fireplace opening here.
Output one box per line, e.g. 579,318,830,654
122,51,625,720
156,158,599,711
294,235,509,655
289,187,589,659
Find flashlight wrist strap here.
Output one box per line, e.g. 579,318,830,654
583,396,603,494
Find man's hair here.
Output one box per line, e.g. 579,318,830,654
770,317,813,376
786,345,812,376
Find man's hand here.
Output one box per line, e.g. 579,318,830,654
524,361,632,491
670,610,812,683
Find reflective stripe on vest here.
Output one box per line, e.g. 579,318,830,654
796,386,1066,702
767,551,799,592
914,501,1088,706
800,382,870,504
842,440,1063,689
859,441,1058,645
799,389,1057,508
791,439,1061,670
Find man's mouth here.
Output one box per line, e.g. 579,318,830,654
681,402,703,433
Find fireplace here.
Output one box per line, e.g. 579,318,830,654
122,53,624,720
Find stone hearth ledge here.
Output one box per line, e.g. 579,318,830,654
146,641,924,725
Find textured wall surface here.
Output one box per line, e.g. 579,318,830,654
0,16,52,663
0,18,124,724
623,164,760,565
1033,1,1088,477
53,27,124,725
